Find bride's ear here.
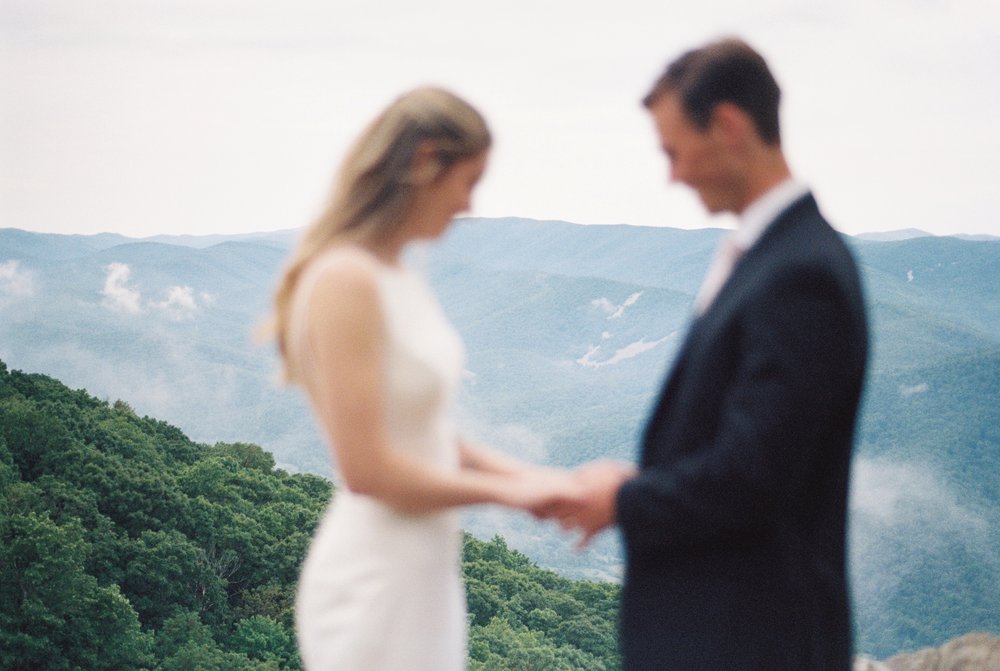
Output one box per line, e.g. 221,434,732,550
409,141,444,185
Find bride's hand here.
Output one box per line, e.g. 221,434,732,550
499,466,586,518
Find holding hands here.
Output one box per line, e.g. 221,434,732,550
500,465,588,515
516,459,637,550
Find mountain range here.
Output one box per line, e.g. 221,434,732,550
1,220,997,659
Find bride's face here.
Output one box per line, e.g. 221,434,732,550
408,151,488,240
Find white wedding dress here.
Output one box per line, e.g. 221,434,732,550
290,247,468,671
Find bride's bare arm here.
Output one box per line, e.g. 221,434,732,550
458,438,530,475
304,256,579,515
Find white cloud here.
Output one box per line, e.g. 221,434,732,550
850,458,969,528
13,336,255,446
150,285,199,320
99,264,210,319
591,298,616,315
847,453,999,634
592,291,643,320
898,382,928,397
577,345,603,367
849,456,994,591
101,262,142,314
577,334,669,368
0,260,35,301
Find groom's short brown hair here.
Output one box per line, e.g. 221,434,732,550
643,37,782,146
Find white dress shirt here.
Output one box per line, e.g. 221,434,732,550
732,178,810,252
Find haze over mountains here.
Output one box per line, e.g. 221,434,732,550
1,219,997,659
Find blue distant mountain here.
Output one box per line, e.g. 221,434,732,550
855,228,934,241
1,220,998,659
854,228,1000,242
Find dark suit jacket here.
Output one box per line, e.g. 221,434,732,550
615,194,868,670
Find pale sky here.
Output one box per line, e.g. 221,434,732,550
3,0,999,238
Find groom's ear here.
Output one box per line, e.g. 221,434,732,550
710,102,755,149
409,141,444,185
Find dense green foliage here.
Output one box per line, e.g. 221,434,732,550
0,359,620,670
463,535,619,670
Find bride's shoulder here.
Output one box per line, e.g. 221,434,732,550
310,244,382,275
296,246,384,328
300,245,383,292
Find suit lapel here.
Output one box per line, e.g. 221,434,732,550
700,193,816,318
640,194,818,462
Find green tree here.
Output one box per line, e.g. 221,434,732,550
159,642,278,671
0,512,153,670
229,615,298,667
156,610,216,659
121,528,228,629
232,583,297,631
210,442,276,473
0,397,72,481
0,435,15,484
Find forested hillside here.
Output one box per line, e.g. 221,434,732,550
0,360,620,670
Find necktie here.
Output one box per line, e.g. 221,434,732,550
694,235,744,315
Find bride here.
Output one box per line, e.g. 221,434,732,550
270,87,582,670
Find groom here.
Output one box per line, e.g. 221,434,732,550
560,38,869,670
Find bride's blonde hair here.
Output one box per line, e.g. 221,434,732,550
270,87,491,380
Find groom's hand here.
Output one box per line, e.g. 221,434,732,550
516,467,587,520
562,460,637,550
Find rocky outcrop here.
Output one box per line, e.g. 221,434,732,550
854,657,890,671
854,633,1000,671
